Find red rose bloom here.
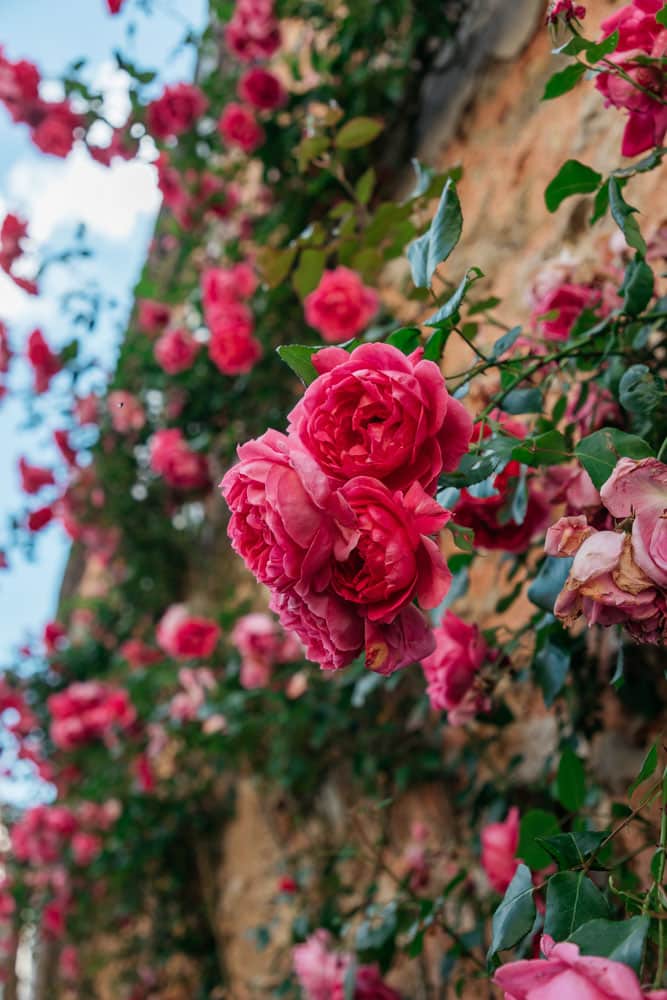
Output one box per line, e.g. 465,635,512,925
26,329,61,393
138,299,171,335
31,101,81,158
147,83,208,140
218,102,264,153
27,505,55,532
156,604,221,659
304,267,379,342
237,67,286,110
19,457,55,495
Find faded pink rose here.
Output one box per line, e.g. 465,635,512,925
288,343,473,494
156,604,221,659
364,604,436,676
545,514,594,556
147,82,208,140
149,428,210,490
594,0,667,157
548,521,666,643
565,382,621,437
482,807,520,894
237,66,287,110
107,390,145,433
494,933,667,999
304,267,379,343
420,610,493,723
600,457,667,587
154,326,200,374
219,102,264,153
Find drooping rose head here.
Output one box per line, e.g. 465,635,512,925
600,457,667,588
304,267,379,342
420,610,493,723
287,343,473,494
494,933,665,1000
481,806,520,894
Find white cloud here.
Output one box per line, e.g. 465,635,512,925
7,146,161,242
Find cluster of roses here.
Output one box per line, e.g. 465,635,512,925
155,151,239,230
548,457,667,644
201,262,261,375
293,930,401,1000
48,681,137,750
0,47,81,158
222,342,474,674
11,801,117,868
0,212,37,295
594,0,667,159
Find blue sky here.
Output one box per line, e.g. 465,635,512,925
0,0,206,671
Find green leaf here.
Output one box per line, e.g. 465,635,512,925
425,267,484,326
657,5,667,27
519,810,561,869
568,916,649,974
556,749,586,812
535,642,570,707
528,556,573,612
335,117,384,149
575,428,654,490
542,62,587,101
407,179,463,288
449,522,474,554
355,167,376,205
276,344,321,385
423,327,450,363
544,872,611,941
387,327,421,354
512,429,570,467
491,326,522,359
585,30,619,63
501,388,544,415
545,160,602,213
608,176,647,255
622,256,654,316
488,864,536,959
293,249,327,299
538,831,605,870
619,364,664,414
468,296,501,316
256,246,296,288
628,743,658,797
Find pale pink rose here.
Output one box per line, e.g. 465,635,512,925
286,670,308,698
494,933,663,999
232,612,282,660
154,327,199,374
420,611,493,723
600,457,667,587
304,267,379,342
545,515,594,556
218,102,264,153
107,390,145,433
239,656,272,689
481,807,520,894
74,392,99,425
565,383,621,437
287,343,473,494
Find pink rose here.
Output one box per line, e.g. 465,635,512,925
207,302,261,375
221,429,358,596
594,0,667,157
237,67,286,110
156,604,221,659
288,343,472,494
71,831,102,866
147,82,208,140
600,458,667,587
333,478,451,623
202,263,257,312
481,807,520,894
149,429,210,490
154,326,200,374
545,514,594,556
232,612,283,661
293,931,401,1000
549,523,666,643
137,299,171,335
225,0,281,62
270,588,364,672
531,282,599,342
219,102,265,153
364,604,436,676
494,934,667,999
107,390,145,433
26,329,60,394
420,610,493,723
304,267,379,342
48,682,136,750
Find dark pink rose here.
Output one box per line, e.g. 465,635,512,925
225,0,281,62
208,303,261,375
147,83,208,140
31,101,81,157
333,477,451,623
594,0,667,157
154,326,200,374
494,933,667,999
19,457,55,495
149,428,210,491
600,457,667,587
547,1,586,25
218,102,265,153
481,807,520,894
221,428,358,596
288,342,473,493
304,267,379,342
531,282,599,342
420,610,493,723
157,604,221,659
138,299,171,335
120,639,162,669
237,67,287,110
26,328,60,394
364,603,436,676
270,588,364,672
48,682,136,749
